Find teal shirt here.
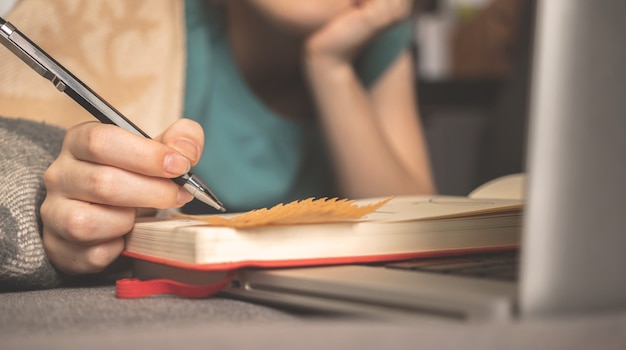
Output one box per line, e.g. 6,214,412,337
183,0,412,212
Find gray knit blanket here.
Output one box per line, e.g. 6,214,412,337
0,116,65,291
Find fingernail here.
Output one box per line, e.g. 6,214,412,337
170,138,199,163
165,154,191,175
177,187,194,206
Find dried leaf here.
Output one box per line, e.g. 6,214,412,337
175,197,392,228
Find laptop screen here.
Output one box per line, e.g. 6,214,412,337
519,0,626,318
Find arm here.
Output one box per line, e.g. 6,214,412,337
304,0,435,198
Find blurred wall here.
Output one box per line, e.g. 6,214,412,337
415,0,535,195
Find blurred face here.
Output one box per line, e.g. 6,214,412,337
242,0,355,36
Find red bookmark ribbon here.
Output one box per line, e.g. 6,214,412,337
116,272,234,299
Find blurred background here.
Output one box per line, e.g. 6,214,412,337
414,0,534,195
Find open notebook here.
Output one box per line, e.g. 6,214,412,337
124,176,522,271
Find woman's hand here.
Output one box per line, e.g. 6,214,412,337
41,118,204,275
305,0,414,63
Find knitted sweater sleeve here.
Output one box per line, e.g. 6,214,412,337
0,116,65,291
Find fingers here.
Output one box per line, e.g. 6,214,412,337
41,197,136,245
65,122,193,179
43,228,126,275
45,156,193,209
41,200,131,274
156,118,204,167
41,118,204,275
305,0,414,61
49,119,204,208
353,0,413,34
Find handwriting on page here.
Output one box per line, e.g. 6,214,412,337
175,197,393,228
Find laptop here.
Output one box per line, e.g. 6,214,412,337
218,0,626,321
2,0,625,322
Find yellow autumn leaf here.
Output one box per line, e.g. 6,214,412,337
175,197,392,228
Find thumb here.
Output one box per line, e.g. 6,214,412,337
155,118,205,166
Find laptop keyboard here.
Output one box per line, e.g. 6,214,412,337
381,251,520,282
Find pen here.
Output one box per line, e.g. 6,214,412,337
0,17,225,212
